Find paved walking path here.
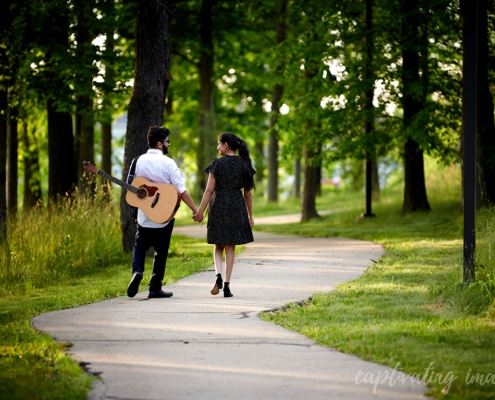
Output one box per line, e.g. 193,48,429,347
32,220,429,400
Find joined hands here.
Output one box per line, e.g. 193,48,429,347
192,210,204,223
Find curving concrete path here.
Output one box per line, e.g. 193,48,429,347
32,221,429,400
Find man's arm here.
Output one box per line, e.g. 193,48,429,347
180,190,197,213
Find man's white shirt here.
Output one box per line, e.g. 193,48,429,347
134,149,187,228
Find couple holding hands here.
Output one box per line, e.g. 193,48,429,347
126,126,255,300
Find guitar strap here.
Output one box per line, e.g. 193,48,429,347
127,156,141,219
127,156,140,185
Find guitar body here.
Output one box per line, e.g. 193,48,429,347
126,177,182,223
82,161,182,224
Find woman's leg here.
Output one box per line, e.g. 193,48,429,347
224,245,236,282
213,244,225,275
211,245,225,295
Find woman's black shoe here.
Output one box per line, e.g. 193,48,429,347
216,274,223,289
211,274,223,295
223,282,233,297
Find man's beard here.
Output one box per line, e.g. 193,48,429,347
162,146,168,155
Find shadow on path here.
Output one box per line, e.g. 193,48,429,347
32,222,429,400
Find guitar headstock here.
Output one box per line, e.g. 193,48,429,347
82,161,98,175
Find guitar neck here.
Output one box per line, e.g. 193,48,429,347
96,169,138,194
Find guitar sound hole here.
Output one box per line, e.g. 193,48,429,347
137,188,147,199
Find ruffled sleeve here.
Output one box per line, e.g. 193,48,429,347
205,159,218,175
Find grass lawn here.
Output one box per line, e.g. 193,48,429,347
257,166,495,400
0,200,214,400
2,162,495,399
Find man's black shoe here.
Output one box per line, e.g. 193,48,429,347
127,272,143,298
148,290,173,298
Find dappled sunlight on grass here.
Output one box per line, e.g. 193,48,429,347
2,159,495,400
0,191,214,400
260,164,495,400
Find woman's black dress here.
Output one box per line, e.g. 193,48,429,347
205,155,254,245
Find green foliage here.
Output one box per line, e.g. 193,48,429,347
4,0,135,140
3,0,470,211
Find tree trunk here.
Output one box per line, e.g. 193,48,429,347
6,108,18,217
101,121,113,200
47,99,77,201
76,95,95,195
46,6,77,203
475,0,495,206
363,0,377,216
254,140,265,197
400,0,430,214
372,158,380,201
267,0,288,203
74,0,96,196
267,113,280,202
292,158,301,198
101,20,116,203
0,89,6,242
0,0,8,241
196,0,216,199
120,0,171,252
402,138,430,213
22,122,42,210
300,29,321,221
460,0,477,283
301,147,321,222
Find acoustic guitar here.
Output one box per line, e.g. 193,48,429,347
83,161,181,223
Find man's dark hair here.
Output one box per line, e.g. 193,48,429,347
147,126,170,148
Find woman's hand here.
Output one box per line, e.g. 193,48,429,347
192,211,204,223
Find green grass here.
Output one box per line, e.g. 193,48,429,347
2,161,495,399
0,193,213,400
259,165,495,400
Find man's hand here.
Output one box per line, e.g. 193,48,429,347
192,211,204,223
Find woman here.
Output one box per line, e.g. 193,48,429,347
193,132,256,297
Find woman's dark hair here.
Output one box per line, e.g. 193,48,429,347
219,132,256,190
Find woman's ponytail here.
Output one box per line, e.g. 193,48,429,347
238,138,256,190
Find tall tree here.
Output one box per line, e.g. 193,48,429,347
97,0,135,201
41,1,78,201
363,0,378,216
120,0,171,252
474,0,495,206
267,0,288,203
400,0,430,213
195,0,217,198
460,0,477,282
21,121,42,209
47,99,76,201
0,0,7,241
0,90,6,242
74,0,98,195
100,22,116,197
4,2,20,217
301,62,323,222
6,107,18,216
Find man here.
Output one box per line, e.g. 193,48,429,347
127,126,198,299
